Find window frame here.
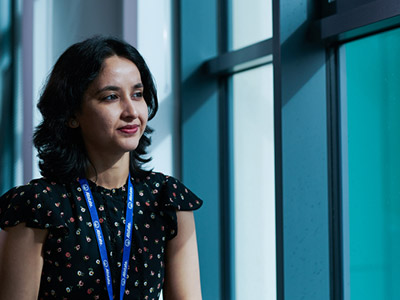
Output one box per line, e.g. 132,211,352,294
321,1,400,299
201,0,282,299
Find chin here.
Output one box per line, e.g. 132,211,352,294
118,138,141,153
124,142,140,152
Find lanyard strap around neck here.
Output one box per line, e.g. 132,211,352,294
79,175,134,300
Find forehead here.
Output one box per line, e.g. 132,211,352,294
96,56,142,83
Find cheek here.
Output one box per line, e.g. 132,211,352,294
79,110,115,133
139,102,149,126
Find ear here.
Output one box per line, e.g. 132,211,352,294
68,118,79,128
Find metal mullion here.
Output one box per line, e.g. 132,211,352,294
272,0,283,299
206,38,273,76
173,0,183,179
218,0,235,299
319,0,400,44
326,46,344,300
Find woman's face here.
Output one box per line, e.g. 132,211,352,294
73,55,148,160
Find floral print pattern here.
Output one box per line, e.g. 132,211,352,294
0,172,202,300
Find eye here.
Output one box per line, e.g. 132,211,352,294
132,91,143,99
102,94,118,101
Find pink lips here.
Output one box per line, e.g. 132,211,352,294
118,124,139,134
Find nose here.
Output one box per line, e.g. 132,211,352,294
121,95,139,120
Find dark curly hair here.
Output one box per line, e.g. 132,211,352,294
33,36,158,182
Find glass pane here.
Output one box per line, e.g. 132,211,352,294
0,0,16,194
233,64,276,299
231,0,272,50
344,27,400,300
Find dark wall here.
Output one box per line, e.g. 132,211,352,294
180,1,222,299
280,0,331,298
337,0,375,13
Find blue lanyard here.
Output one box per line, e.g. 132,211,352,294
79,175,134,300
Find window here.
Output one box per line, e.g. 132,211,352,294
341,27,400,300
227,0,276,298
233,63,276,299
179,0,279,298
231,0,272,50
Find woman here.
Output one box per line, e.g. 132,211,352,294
0,36,202,300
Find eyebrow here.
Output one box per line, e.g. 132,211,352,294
95,83,144,95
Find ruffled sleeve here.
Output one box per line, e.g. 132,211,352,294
155,174,202,240
163,175,203,211
0,180,68,235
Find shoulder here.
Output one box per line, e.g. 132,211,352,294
135,171,189,188
133,172,202,240
1,178,69,199
1,178,47,209
134,171,203,211
0,178,72,232
134,171,168,184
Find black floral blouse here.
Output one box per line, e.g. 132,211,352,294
0,172,202,300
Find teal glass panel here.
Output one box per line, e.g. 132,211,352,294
345,27,400,300
0,0,15,195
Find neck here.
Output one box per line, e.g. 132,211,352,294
85,152,130,189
